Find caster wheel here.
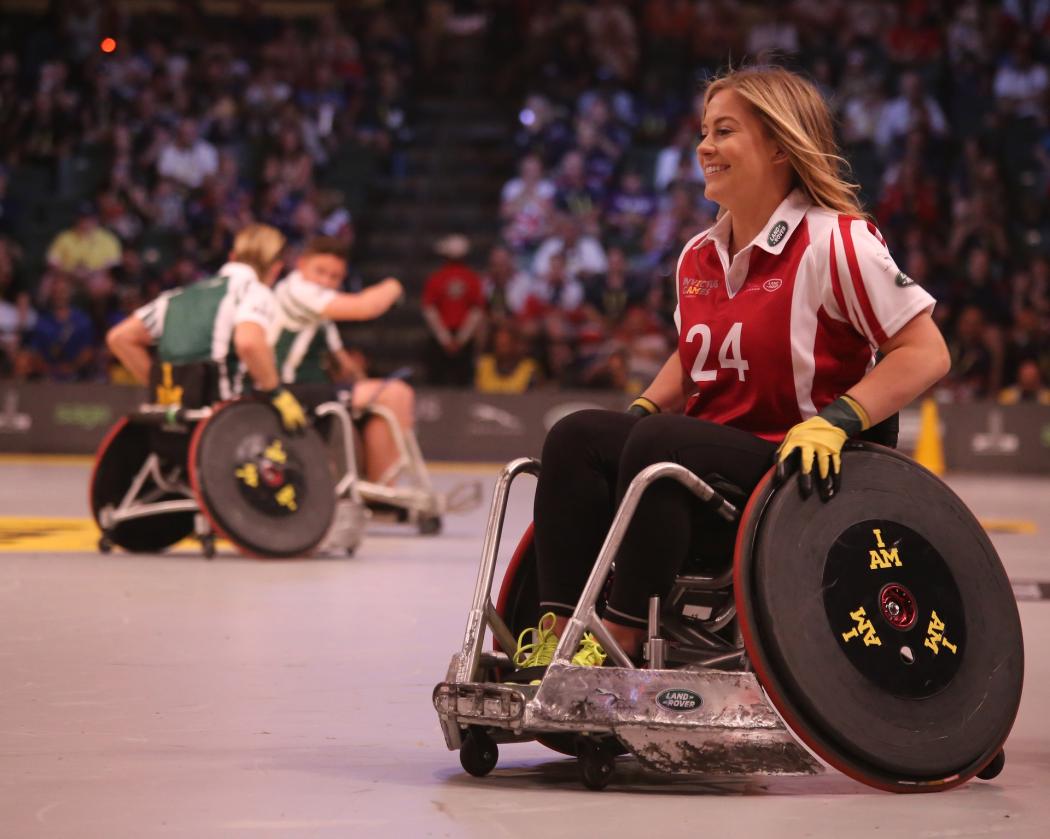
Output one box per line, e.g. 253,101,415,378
98,535,113,554
418,515,442,536
459,728,498,777
345,547,356,557
200,536,216,559
577,738,615,791
976,750,1006,781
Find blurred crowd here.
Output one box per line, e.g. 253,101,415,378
2,0,1050,407
438,0,1049,404
0,0,419,382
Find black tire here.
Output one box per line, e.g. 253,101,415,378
976,750,1006,781
90,418,195,553
418,515,442,536
577,738,615,791
189,402,336,558
460,727,498,777
736,444,1024,792
200,535,216,559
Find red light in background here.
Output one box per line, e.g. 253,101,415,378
100,38,117,54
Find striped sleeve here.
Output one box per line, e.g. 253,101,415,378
235,281,277,330
286,275,338,318
324,322,343,351
133,293,170,341
826,217,935,348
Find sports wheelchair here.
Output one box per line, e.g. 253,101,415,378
434,442,1024,792
91,363,356,558
306,382,480,538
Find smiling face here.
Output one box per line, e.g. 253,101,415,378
697,88,786,212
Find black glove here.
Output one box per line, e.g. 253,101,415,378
627,396,660,418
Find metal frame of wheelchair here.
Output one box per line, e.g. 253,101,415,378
434,449,1019,792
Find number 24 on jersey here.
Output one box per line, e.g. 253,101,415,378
686,322,749,382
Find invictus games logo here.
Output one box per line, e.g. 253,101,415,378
767,220,789,247
895,271,915,287
682,277,719,297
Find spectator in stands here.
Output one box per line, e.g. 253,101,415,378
875,72,948,159
46,202,122,282
475,322,540,394
993,33,1048,120
156,118,219,190
480,244,533,323
500,153,556,254
421,234,485,386
998,359,1050,406
604,170,655,252
945,305,998,400
0,241,34,378
533,213,607,288
15,274,95,381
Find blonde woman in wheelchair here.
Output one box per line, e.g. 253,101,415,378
513,65,951,675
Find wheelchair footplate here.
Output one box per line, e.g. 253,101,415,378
435,662,822,779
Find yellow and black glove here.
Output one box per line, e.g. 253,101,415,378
627,396,660,418
264,386,307,434
776,395,870,501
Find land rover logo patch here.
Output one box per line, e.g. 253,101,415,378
767,221,789,247
895,271,915,287
656,688,703,712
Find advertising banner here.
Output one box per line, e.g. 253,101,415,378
1,383,1048,473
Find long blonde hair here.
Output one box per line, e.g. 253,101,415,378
704,65,868,219
230,223,286,280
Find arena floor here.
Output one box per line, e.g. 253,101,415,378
1,458,1047,838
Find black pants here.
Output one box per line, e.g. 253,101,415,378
533,410,777,628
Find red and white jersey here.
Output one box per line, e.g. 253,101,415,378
674,189,935,442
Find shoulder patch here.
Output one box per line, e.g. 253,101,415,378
895,271,915,287
768,221,789,247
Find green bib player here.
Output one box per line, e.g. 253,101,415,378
272,236,408,482
106,223,307,432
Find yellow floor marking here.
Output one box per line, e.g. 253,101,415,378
0,454,504,472
0,454,95,466
978,518,1038,535
0,516,229,554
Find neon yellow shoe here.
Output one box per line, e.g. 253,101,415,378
571,633,607,667
513,612,558,669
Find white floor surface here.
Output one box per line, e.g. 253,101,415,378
1,464,1047,838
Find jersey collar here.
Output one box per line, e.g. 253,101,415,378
219,261,261,284
698,189,811,257
754,189,811,255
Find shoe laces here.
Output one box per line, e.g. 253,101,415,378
571,632,607,667
513,611,558,668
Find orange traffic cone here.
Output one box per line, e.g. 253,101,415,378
912,397,946,475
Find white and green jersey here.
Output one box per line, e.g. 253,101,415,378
134,261,277,398
272,271,344,384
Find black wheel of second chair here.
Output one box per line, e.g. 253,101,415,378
734,443,1024,793
189,401,336,558
90,417,195,553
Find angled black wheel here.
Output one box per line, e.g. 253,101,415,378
90,418,195,553
460,727,498,777
735,443,1024,793
189,401,336,558
577,737,615,791
976,750,1005,781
